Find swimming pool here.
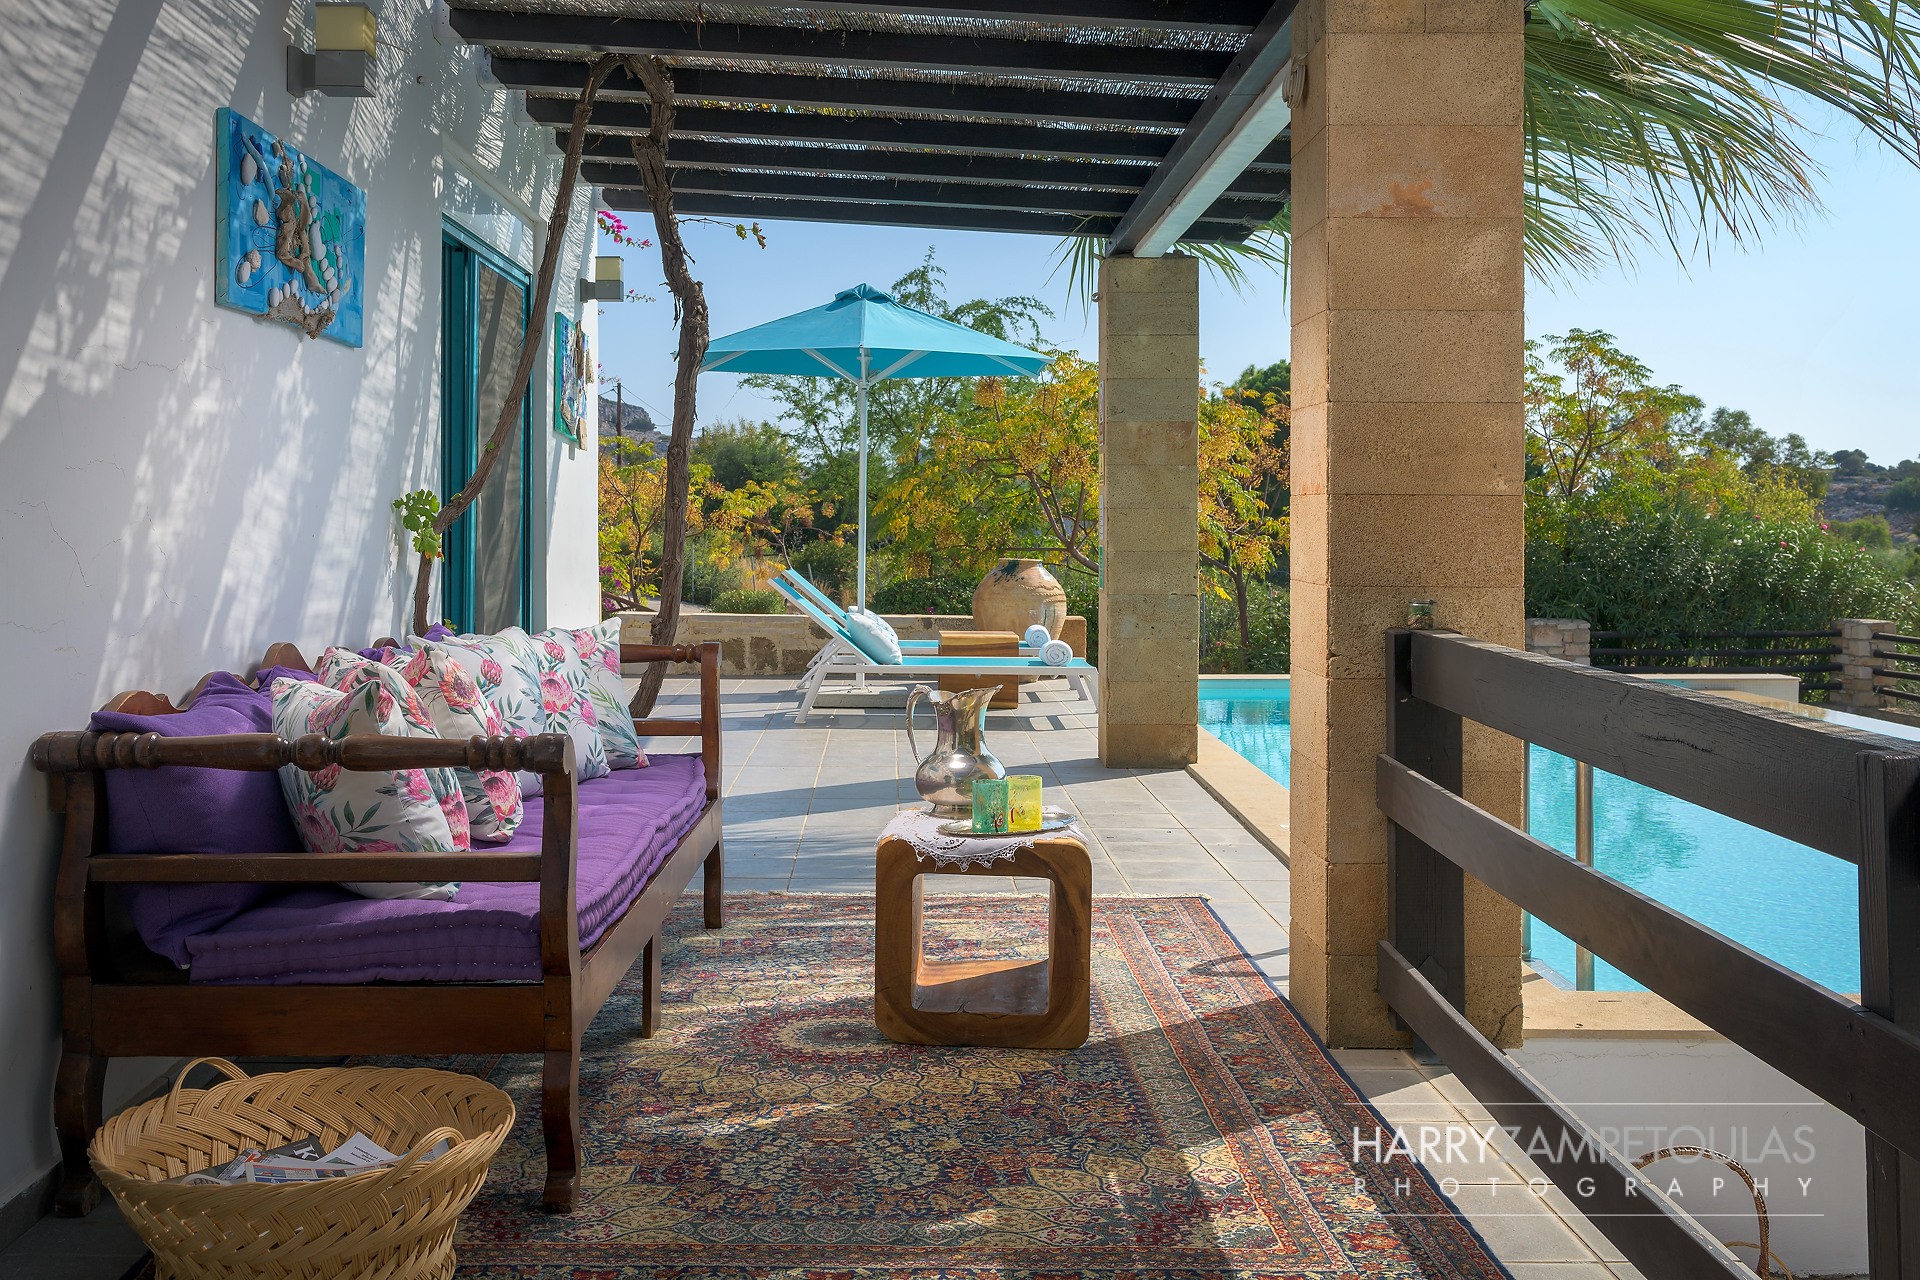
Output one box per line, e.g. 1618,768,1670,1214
1198,677,1913,995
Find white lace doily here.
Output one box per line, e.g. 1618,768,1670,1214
879,808,1086,871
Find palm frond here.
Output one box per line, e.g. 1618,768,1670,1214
1053,0,1920,294
1049,207,1290,311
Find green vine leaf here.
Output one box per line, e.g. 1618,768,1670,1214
392,489,443,560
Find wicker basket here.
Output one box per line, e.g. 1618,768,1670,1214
90,1057,514,1280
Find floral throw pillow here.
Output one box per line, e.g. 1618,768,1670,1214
414,628,545,742
360,646,523,842
522,628,611,781
314,649,472,851
559,619,646,769
269,677,460,901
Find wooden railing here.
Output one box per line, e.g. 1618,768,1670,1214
1589,628,1843,694
1378,629,1920,1280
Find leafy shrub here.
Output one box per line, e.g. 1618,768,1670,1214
1528,489,1919,640
1062,571,1099,667
788,541,855,597
1201,582,1290,674
709,588,786,615
1833,515,1894,551
873,572,977,615
1888,477,1920,519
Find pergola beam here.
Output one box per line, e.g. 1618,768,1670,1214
586,163,1283,221
604,189,1256,241
494,57,1202,129
567,133,1292,196
447,8,1232,85
1108,1,1298,255
563,132,1173,191
526,96,1178,162
686,1,1269,32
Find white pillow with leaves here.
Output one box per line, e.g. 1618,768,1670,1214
270,676,461,902
556,618,647,769
354,645,524,842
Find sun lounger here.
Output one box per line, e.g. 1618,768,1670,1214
774,585,1096,722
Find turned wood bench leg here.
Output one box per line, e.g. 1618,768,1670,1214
703,837,725,929
54,1047,104,1216
541,1043,582,1213
639,936,663,1039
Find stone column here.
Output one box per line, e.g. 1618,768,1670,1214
1834,619,1893,711
1288,0,1528,1047
1096,254,1201,768
1526,619,1592,665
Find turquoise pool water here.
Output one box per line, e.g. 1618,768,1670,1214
1197,678,1902,995
1199,679,1292,786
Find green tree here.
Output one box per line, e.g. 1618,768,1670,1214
1697,408,1831,499
1199,386,1290,664
1887,477,1920,527
1832,448,1874,476
1232,360,1291,402
1526,329,1703,500
692,418,798,489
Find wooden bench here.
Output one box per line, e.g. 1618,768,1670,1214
29,640,724,1216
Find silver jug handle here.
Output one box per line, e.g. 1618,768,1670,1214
905,684,932,762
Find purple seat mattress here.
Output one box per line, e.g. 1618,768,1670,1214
184,755,711,984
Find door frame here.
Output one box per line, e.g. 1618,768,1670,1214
440,217,534,634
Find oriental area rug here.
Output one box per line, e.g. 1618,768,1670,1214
422,894,1505,1278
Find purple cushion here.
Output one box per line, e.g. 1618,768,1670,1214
184,755,712,983
89,673,303,966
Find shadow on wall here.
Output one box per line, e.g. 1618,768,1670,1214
0,0,578,1207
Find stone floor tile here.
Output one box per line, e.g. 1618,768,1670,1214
1442,1184,1605,1264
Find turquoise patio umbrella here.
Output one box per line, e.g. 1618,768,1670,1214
701,283,1048,607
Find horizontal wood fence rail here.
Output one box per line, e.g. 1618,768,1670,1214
1382,628,1920,1280
1377,943,1754,1280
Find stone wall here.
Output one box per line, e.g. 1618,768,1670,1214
618,611,1088,677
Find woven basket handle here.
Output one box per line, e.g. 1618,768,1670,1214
366,1126,467,1195
162,1057,251,1123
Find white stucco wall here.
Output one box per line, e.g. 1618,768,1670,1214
0,0,603,1215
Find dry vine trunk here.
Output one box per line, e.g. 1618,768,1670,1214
408,55,623,637
623,55,708,718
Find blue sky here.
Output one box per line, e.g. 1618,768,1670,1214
596,121,1920,466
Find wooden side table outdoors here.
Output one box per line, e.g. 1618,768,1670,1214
937,629,1020,708
874,832,1091,1049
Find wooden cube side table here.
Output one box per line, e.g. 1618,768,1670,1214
937,629,1020,708
874,833,1091,1049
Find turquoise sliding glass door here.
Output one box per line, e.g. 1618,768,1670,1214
440,222,533,634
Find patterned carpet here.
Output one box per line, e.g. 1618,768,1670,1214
433,894,1506,1278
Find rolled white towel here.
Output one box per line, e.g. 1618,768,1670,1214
1040,639,1073,667
1023,623,1052,649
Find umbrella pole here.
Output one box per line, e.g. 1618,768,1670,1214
856,353,870,610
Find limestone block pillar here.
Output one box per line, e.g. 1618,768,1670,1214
1835,619,1893,710
1097,254,1200,768
1288,0,1528,1047
1526,619,1592,665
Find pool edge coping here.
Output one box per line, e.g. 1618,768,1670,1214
1189,727,1290,866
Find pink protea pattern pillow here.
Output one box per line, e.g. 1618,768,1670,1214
355,646,524,842
269,676,461,901
416,627,545,741
313,649,472,851
558,618,646,769
527,628,612,781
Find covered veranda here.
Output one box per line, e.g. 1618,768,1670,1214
444,0,1528,1059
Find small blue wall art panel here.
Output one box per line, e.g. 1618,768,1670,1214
214,107,365,347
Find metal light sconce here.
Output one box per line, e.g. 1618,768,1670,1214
287,3,376,98
579,256,624,302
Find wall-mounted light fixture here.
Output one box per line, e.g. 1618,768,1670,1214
579,256,625,302
288,3,376,98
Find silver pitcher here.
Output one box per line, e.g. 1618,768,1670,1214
905,685,1006,818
